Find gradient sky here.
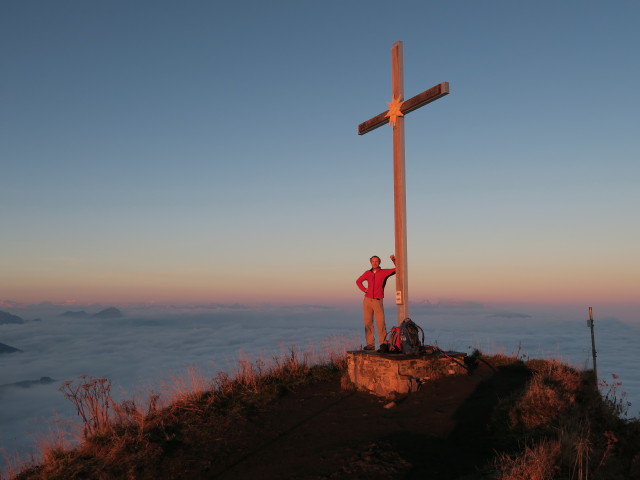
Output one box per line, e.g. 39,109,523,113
2,1,639,307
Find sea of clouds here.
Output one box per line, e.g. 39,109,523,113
1,301,639,470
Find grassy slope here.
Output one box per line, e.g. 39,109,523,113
6,350,640,480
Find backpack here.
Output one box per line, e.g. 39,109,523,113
399,318,424,355
384,326,402,353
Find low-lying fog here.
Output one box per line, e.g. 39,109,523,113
1,301,638,470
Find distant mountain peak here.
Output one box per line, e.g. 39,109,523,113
0,310,25,325
92,307,123,319
0,300,25,309
0,342,22,354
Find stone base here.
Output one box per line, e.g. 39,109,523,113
345,349,468,398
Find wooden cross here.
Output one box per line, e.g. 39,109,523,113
357,41,449,325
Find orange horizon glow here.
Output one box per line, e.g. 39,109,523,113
2,282,638,308
2,258,637,307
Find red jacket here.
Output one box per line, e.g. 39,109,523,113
356,267,396,299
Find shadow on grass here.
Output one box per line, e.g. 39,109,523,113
379,363,532,479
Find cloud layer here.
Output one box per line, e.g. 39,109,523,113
1,301,639,470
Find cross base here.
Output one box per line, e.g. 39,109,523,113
345,349,468,398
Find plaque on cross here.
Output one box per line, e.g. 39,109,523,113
357,41,449,325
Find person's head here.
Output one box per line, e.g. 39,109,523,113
370,255,381,269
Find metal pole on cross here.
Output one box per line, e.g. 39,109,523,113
358,41,450,325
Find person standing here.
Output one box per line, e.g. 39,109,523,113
355,254,396,350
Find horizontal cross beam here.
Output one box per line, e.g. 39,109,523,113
357,81,450,135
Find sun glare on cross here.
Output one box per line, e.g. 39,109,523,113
385,95,404,126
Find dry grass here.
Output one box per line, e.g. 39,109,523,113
508,360,582,431
486,353,640,480
3,335,358,480
58,376,113,439
5,342,640,480
495,439,561,480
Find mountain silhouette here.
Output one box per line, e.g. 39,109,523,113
0,310,25,325
92,307,123,319
0,376,54,389
0,342,23,354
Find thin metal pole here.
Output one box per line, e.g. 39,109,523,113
588,306,598,384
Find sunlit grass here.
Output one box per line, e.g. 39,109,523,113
2,334,359,479
3,337,639,480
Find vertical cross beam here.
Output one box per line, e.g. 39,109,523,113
391,41,409,325
358,41,450,326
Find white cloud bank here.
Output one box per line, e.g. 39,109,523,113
1,301,638,471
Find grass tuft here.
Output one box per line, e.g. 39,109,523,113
496,439,560,480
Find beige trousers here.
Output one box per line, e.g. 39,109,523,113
363,297,387,348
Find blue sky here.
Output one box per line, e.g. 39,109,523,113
1,1,639,308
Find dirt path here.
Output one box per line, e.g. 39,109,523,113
191,362,530,480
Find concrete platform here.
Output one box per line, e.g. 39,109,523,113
346,349,468,397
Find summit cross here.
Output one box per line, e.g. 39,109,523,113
357,41,449,324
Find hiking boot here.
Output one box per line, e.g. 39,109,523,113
363,345,375,351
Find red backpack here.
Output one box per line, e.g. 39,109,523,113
385,326,402,353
